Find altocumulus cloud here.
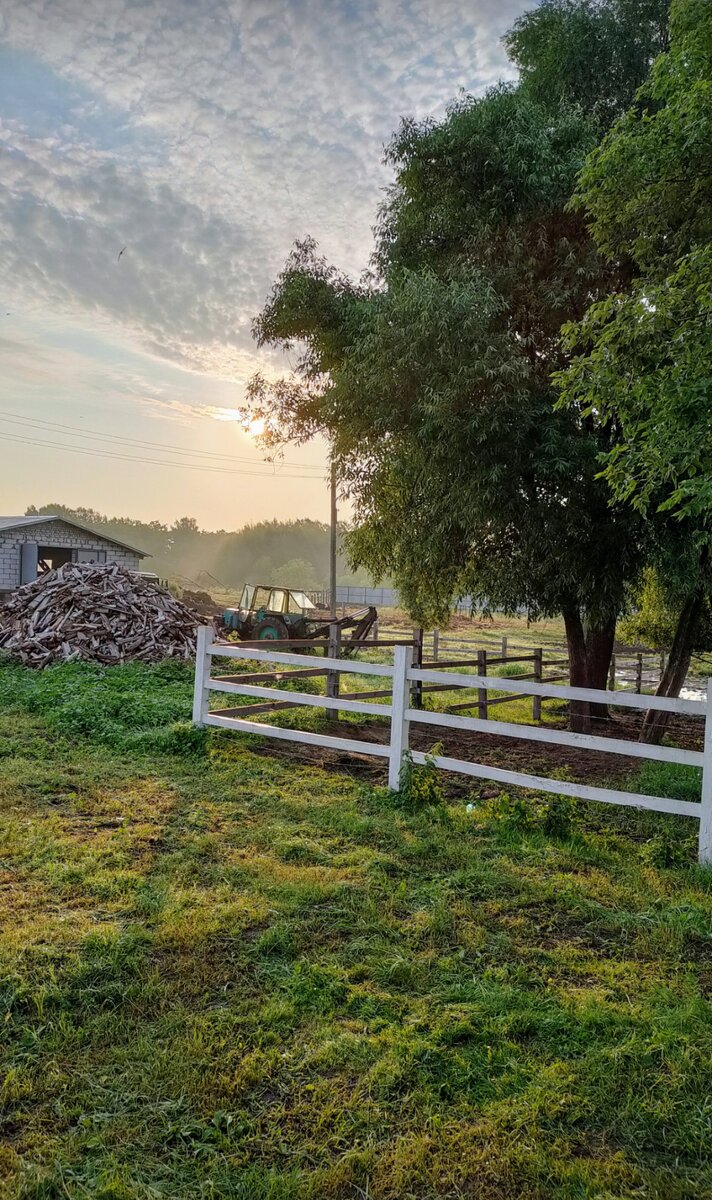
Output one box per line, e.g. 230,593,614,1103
0,0,525,382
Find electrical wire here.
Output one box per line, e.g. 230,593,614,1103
0,409,324,472
0,429,326,479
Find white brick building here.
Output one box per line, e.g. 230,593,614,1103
0,516,148,597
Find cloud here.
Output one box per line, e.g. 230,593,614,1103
0,0,526,382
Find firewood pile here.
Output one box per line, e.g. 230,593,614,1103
0,562,204,666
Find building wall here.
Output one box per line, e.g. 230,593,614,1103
0,521,142,592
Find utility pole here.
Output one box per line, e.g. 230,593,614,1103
329,460,337,618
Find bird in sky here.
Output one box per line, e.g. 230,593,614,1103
117,246,126,261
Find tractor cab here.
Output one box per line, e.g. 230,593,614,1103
223,584,320,641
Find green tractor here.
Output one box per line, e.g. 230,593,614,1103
222,583,377,645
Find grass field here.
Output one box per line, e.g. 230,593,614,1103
1,658,712,1199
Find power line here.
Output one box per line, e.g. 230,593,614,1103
0,409,325,472
0,430,326,480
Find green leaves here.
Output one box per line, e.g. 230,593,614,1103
559,1,712,521
506,0,671,129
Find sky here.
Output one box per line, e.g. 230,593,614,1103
0,0,527,530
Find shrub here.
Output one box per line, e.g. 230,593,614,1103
396,746,445,810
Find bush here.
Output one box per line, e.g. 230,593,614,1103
481,790,581,838
396,746,445,810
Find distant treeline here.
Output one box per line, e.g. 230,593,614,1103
26,504,377,595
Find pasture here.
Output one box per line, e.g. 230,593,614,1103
1,658,712,1199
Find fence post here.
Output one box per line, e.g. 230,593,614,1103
389,644,412,790
608,653,616,691
432,627,440,662
192,624,213,726
532,648,542,722
372,618,379,643
326,622,341,721
477,649,488,721
636,653,643,694
411,627,424,710
501,636,508,661
699,678,712,865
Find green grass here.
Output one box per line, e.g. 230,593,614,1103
1,658,712,1199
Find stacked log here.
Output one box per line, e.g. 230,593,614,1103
0,562,203,666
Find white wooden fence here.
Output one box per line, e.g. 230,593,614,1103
193,629,712,864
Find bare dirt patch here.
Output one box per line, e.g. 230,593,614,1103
243,709,704,797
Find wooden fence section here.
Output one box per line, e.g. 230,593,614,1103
193,629,712,864
376,626,666,694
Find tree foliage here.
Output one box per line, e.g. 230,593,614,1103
620,565,712,653
505,0,670,126
250,85,644,640
25,504,363,591
558,0,712,519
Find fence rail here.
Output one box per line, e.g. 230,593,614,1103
193,629,712,864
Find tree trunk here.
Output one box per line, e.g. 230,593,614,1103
563,609,617,733
563,607,591,733
640,589,703,745
585,621,616,724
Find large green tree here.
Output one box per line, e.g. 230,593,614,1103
558,0,712,734
506,0,670,126
248,8,667,730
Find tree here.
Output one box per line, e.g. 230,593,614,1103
558,0,712,736
250,52,656,728
505,0,670,127
271,558,320,591
621,554,712,664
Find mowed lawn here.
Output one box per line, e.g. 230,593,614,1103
1,661,712,1199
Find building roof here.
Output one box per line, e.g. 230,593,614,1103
0,515,148,557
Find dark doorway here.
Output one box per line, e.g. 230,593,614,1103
37,546,73,575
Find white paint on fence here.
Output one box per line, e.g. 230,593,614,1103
410,667,705,715
410,706,704,767
193,627,712,864
389,643,413,790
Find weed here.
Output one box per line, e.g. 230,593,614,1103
396,745,445,810
481,789,581,838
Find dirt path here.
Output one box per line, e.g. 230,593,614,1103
244,709,704,797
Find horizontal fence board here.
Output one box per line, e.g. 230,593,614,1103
344,639,415,648
212,701,294,717
209,680,392,717
339,688,393,702
212,667,328,685
421,658,480,670
407,708,704,767
204,713,390,758
409,751,701,817
226,638,328,648
209,645,394,676
447,693,534,711
488,655,536,666
409,668,705,715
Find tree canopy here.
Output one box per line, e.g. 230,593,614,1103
25,504,366,592
249,9,664,731
558,0,712,520
505,0,670,126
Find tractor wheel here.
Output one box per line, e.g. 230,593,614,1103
254,616,289,642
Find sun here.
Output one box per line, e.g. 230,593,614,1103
204,408,265,437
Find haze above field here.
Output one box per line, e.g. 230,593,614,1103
0,0,525,526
